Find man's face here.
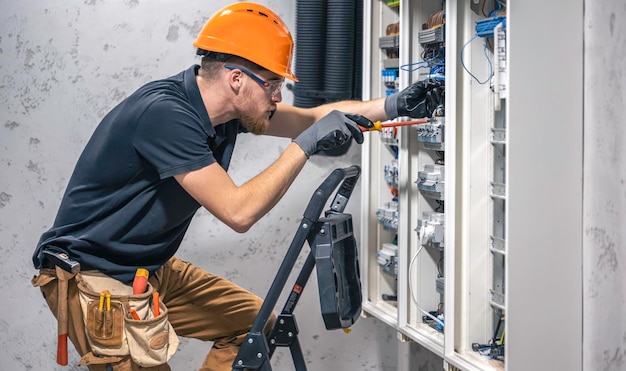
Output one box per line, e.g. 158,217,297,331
231,67,284,135
236,92,276,135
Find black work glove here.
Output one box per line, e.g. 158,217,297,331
293,110,371,158
384,79,445,119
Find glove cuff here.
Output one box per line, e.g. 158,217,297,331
384,92,400,120
292,138,312,159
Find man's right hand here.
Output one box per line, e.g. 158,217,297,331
293,110,370,158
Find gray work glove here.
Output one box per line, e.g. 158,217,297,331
293,110,370,158
384,79,445,119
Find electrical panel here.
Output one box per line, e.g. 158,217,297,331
360,0,508,369
360,1,583,370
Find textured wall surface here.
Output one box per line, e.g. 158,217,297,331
583,2,626,371
9,1,624,371
0,1,442,370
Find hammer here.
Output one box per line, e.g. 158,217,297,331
43,250,80,366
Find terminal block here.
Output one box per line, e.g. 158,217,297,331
436,277,445,295
418,26,444,45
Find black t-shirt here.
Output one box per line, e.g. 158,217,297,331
33,65,245,283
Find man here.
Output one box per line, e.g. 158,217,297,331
31,2,440,370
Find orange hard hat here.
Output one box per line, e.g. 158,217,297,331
193,2,298,82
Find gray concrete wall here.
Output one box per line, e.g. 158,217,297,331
0,1,439,370
583,1,626,370
2,0,624,370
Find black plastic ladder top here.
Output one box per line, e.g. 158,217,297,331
304,165,360,220
232,165,361,371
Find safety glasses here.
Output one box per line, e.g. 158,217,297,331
224,65,285,97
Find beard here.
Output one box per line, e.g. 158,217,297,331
236,90,274,135
239,113,270,135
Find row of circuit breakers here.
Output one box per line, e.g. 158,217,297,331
375,122,446,277
375,11,447,330
371,1,508,357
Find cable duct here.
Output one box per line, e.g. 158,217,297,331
291,0,363,108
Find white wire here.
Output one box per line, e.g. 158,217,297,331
408,243,444,328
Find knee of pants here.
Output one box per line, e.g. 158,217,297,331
265,312,277,334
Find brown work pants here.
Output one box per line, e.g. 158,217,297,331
32,256,275,371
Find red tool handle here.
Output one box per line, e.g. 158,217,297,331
381,119,429,127
360,118,429,131
132,268,149,294
56,268,69,366
153,292,160,317
57,334,68,365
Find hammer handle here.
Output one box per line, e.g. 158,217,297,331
55,266,69,366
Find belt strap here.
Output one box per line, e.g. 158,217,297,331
79,351,125,366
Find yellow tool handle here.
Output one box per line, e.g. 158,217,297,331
98,290,111,311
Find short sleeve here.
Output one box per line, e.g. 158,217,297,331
134,99,216,179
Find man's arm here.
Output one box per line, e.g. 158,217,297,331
174,110,366,232
175,142,307,233
266,98,387,138
266,79,445,138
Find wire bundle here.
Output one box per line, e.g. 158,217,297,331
459,1,508,85
475,16,506,38
426,10,445,30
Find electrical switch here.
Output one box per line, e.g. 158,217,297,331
377,243,398,276
416,164,445,200
416,117,445,151
415,211,445,249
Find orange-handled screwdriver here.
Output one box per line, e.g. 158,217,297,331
153,292,160,317
360,119,429,131
128,308,141,320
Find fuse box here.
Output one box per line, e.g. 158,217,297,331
361,0,582,370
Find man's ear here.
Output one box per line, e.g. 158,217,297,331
226,68,243,92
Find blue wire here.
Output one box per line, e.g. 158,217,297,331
460,34,493,85
429,59,445,79
390,145,399,159
401,48,444,72
490,0,504,17
478,346,501,360
400,62,431,72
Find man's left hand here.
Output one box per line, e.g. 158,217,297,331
384,79,444,119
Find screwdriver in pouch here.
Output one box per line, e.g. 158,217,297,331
98,290,110,311
132,268,149,294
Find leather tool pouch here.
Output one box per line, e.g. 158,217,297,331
76,272,179,367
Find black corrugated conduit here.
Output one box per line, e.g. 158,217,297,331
291,0,363,108
292,0,327,108
324,0,356,103
353,0,363,101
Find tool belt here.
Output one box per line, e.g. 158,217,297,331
75,271,179,368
